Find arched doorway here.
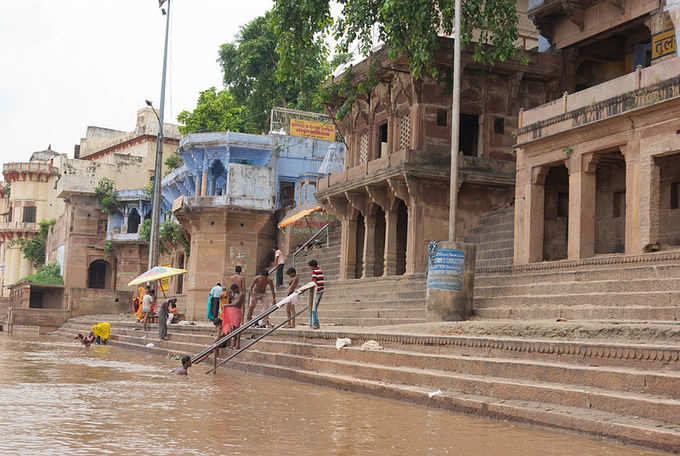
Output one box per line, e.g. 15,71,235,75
210,160,227,196
127,208,141,234
88,260,111,289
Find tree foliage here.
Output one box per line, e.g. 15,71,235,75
160,219,190,257
139,218,151,243
20,262,63,285
164,152,183,171
11,219,56,269
272,0,521,119
177,88,246,135
179,12,332,135
94,178,118,214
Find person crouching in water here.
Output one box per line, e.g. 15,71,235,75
172,355,192,375
223,284,245,349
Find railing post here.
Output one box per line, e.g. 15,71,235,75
213,347,218,375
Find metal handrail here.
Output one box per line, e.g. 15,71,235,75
205,302,311,374
292,223,329,267
191,281,316,366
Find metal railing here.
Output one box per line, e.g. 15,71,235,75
292,223,330,267
191,281,317,373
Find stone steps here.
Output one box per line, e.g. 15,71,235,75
476,277,680,297
50,317,680,452
474,305,680,321
477,263,680,287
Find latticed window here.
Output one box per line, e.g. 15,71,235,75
359,132,369,164
399,114,410,151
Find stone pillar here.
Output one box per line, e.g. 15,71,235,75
200,172,208,197
622,142,641,255
383,207,398,276
639,155,661,249
515,166,546,264
195,176,202,196
665,0,680,57
406,202,426,274
568,153,598,260
339,212,358,280
362,213,377,278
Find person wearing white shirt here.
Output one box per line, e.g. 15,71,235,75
208,282,222,321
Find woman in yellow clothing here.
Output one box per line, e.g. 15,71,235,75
91,322,111,345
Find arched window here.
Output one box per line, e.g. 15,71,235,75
127,208,141,234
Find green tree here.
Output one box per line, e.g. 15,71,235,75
177,88,246,135
272,0,521,82
164,152,183,171
219,12,331,133
11,219,56,269
95,178,118,214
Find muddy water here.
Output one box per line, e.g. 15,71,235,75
0,336,669,456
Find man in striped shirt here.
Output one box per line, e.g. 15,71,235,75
308,260,324,329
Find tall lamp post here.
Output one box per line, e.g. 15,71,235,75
148,0,171,270
448,0,462,242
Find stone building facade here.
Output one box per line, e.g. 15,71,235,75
162,131,344,320
316,39,562,280
514,0,680,264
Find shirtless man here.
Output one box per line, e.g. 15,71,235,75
247,269,276,327
230,266,246,294
171,355,192,375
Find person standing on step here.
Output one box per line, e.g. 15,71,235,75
285,267,299,328
207,282,222,322
308,260,325,329
230,266,246,297
273,248,285,288
141,287,154,331
247,270,276,327
158,298,170,340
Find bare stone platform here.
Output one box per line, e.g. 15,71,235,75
52,314,680,453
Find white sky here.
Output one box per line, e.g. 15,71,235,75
0,0,273,164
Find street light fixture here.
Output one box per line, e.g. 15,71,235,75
148,0,171,270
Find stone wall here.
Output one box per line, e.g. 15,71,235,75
66,288,131,316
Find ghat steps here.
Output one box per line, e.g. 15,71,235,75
474,261,680,321
53,316,680,452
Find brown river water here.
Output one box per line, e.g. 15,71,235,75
0,335,670,456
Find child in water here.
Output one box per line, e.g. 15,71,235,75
172,355,192,375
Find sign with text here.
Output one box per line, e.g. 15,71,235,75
652,29,676,60
290,118,335,142
160,264,170,292
427,247,464,292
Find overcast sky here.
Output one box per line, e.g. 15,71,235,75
0,0,273,164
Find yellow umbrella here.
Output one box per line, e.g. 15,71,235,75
127,266,187,287
278,205,323,229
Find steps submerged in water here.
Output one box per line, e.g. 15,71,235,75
53,316,680,453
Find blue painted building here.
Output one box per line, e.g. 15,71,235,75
161,131,345,212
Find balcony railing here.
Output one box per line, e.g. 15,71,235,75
517,57,680,143
3,162,58,177
0,222,39,233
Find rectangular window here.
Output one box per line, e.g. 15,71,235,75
671,182,680,209
436,109,447,127
23,206,36,223
459,114,479,156
377,123,388,158
494,117,505,134
557,192,569,218
613,191,625,218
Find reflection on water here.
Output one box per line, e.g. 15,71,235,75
0,335,669,456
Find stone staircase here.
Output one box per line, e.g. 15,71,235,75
52,316,680,452
464,206,514,270
474,257,680,321
274,220,426,327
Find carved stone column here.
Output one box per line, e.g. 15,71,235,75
567,152,598,260
621,142,641,255
526,166,548,263
362,213,377,278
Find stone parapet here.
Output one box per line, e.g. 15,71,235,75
517,57,680,143
3,162,59,181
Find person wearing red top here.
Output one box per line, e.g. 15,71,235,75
308,259,324,329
